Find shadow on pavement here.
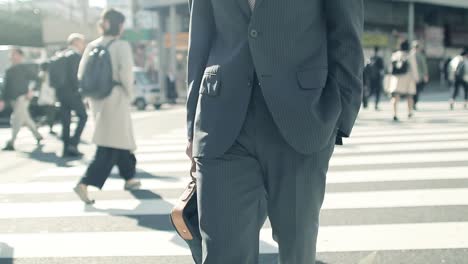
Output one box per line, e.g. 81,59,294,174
0,242,14,264
24,145,82,168
85,190,174,232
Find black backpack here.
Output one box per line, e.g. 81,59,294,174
455,60,466,81
80,40,120,99
367,56,383,80
392,56,409,75
48,52,68,89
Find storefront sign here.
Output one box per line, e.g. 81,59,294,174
363,32,390,48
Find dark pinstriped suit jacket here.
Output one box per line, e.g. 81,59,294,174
187,0,364,158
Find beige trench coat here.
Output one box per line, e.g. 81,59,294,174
78,36,137,152
386,51,420,96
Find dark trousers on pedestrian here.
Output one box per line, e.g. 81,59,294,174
414,81,426,107
43,105,56,130
452,79,468,101
194,81,336,264
370,78,383,108
58,94,88,150
81,146,137,189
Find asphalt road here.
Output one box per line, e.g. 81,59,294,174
1,92,468,264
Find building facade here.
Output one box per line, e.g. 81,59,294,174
140,0,468,93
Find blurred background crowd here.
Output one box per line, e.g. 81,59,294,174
0,0,468,131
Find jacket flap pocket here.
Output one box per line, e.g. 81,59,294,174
297,68,328,90
200,74,221,96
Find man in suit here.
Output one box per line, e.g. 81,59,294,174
56,33,88,157
2,48,43,151
185,1,364,263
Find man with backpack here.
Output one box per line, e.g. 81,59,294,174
449,48,468,110
50,33,88,157
365,46,385,110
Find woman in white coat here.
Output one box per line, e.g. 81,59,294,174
74,9,140,204
387,41,420,121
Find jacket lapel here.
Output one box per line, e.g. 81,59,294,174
254,0,265,11
237,0,252,18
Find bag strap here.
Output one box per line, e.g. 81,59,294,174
105,39,117,49
103,39,123,87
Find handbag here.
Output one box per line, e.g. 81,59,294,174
170,172,202,264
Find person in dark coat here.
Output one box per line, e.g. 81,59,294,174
2,48,43,151
55,33,88,157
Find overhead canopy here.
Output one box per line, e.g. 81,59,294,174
394,0,468,9
140,0,186,10
0,9,43,47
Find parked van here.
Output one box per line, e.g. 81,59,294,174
133,67,163,111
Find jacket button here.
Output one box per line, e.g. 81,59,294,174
250,29,259,38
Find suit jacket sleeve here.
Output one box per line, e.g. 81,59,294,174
3,68,12,101
68,53,82,93
186,0,215,141
325,0,364,141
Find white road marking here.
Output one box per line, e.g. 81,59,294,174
3,222,468,258
3,188,468,218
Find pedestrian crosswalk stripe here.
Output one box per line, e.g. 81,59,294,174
136,144,186,154
32,165,468,186
351,127,468,137
326,167,468,183
3,222,468,258
345,133,468,145
334,141,468,154
330,151,468,166
0,178,190,194
3,188,468,218
34,162,191,177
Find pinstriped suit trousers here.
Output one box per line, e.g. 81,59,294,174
195,82,336,264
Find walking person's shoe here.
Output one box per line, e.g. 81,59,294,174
408,113,413,119
73,184,95,205
63,145,84,158
124,179,142,191
2,141,15,151
393,116,400,122
36,135,44,146
450,101,455,110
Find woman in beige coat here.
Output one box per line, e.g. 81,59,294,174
73,9,140,204
387,40,420,121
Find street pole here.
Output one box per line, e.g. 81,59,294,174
158,12,168,102
169,4,177,75
408,1,415,43
131,0,139,29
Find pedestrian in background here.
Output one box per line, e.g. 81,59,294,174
366,46,385,111
412,41,429,110
74,9,140,204
52,33,88,158
449,48,468,110
2,48,43,151
166,71,178,104
37,62,57,135
387,40,420,122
